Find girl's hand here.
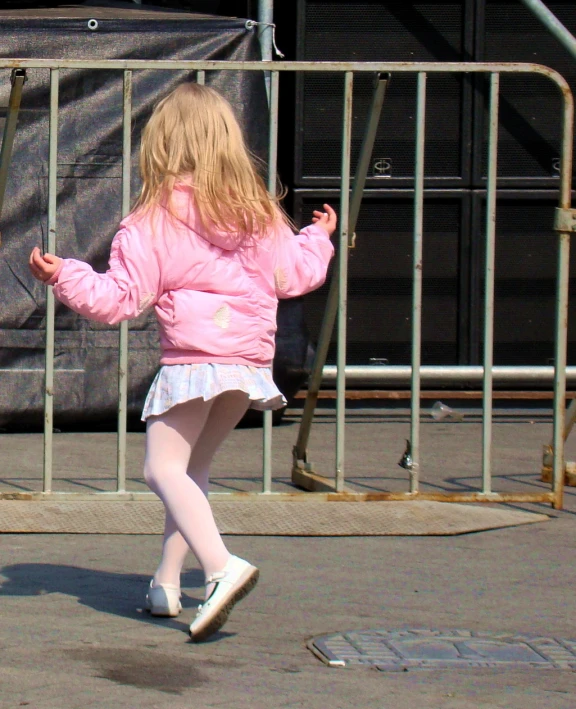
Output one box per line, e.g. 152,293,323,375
311,203,337,236
29,247,62,283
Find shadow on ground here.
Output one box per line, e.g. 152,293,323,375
0,563,211,635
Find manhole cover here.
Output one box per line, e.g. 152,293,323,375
309,629,576,670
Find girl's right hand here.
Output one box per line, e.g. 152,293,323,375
311,204,337,236
29,247,62,283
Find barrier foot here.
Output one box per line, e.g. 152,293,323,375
291,454,352,493
541,444,576,486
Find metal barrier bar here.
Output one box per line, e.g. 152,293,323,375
293,74,389,473
543,395,576,476
258,0,274,101
262,411,273,493
409,72,426,493
1,490,556,503
348,73,390,233
519,0,576,62
335,72,353,493
0,61,569,79
0,69,26,238
43,69,59,493
321,365,576,384
262,70,280,494
117,70,132,493
0,59,568,507
197,70,205,85
482,73,500,495
551,71,575,509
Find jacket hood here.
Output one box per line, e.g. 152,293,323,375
170,182,245,251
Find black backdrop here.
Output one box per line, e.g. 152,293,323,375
285,0,576,374
1,1,574,429
0,4,270,429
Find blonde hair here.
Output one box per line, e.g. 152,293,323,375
134,82,286,237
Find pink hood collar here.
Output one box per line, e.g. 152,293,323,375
169,182,246,251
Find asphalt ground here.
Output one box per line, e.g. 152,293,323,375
1,405,576,708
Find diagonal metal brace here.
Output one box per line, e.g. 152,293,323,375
0,69,27,246
292,73,391,474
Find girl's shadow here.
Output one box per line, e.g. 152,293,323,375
0,563,220,637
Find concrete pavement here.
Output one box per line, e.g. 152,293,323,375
1,407,576,708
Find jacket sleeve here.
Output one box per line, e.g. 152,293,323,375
272,222,334,299
49,227,161,325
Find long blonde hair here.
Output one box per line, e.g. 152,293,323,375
134,82,286,237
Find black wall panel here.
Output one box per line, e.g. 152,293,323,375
291,1,574,372
293,189,471,365
470,191,576,366
294,0,475,187
474,0,576,187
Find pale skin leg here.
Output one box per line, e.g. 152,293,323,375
146,391,250,594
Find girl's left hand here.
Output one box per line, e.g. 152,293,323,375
311,204,338,236
29,247,62,283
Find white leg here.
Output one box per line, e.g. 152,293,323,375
148,392,250,588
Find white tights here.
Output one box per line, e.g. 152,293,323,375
143,391,250,590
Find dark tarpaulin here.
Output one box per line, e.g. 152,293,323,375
0,4,273,429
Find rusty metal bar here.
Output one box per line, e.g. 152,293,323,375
551,63,574,510
0,61,569,83
0,59,567,509
0,69,26,240
348,73,390,238
561,398,576,441
0,490,556,504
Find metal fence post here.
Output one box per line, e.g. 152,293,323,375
551,75,575,509
43,68,59,493
335,72,354,492
482,72,500,495
117,69,132,494
262,70,280,494
409,72,427,493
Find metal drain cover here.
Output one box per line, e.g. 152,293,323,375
309,629,576,670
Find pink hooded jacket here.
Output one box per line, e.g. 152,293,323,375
48,184,334,368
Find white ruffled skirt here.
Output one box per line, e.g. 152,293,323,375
141,363,286,420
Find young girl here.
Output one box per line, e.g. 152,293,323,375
28,82,336,642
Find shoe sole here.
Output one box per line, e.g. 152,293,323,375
146,590,182,618
190,566,259,643
147,605,182,618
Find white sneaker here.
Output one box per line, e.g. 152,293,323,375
189,555,259,643
145,581,182,617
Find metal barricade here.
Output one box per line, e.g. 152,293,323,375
0,59,572,508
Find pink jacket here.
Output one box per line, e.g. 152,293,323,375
49,184,334,367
